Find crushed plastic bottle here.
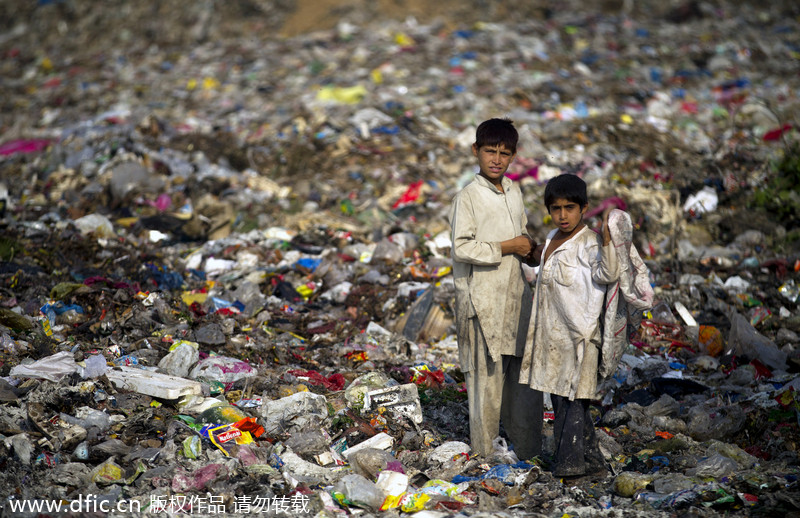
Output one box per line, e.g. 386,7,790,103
779,279,799,303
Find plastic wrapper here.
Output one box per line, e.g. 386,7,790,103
348,447,396,480
687,404,745,441
80,354,109,379
613,472,654,497
196,404,249,425
232,417,264,438
5,434,34,465
200,423,254,456
10,351,78,382
171,463,228,492
73,213,115,238
183,435,202,459
189,355,257,383
158,341,199,378
399,492,431,513
687,453,738,479
487,436,520,465
726,306,787,371
261,391,329,436
90,459,125,485
698,325,723,357
333,474,385,510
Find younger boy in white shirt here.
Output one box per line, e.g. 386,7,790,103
519,173,619,477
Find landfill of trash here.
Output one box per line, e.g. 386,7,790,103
1,0,799,516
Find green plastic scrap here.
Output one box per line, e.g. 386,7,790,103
183,435,202,459
49,282,86,300
126,460,147,485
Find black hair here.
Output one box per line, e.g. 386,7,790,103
475,118,518,154
544,174,588,210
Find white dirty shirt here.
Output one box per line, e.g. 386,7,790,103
519,225,619,399
449,174,533,372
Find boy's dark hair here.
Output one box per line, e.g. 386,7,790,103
475,118,518,154
544,174,588,210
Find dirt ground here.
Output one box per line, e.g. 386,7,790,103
5,0,795,52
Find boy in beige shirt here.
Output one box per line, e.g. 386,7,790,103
449,118,542,460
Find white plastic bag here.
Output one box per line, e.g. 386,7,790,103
489,436,520,465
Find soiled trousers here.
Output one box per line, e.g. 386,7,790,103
550,394,602,476
463,317,543,460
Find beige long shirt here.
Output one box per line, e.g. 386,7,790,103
519,225,619,399
449,174,533,372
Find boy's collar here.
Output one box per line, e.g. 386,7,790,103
476,173,510,192
547,224,589,245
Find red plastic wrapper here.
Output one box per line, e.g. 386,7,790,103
392,180,424,209
233,417,265,438
286,369,346,391
762,124,793,141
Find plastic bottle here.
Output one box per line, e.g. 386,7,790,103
73,441,89,461
196,404,249,425
60,408,110,432
779,280,799,303
334,474,388,510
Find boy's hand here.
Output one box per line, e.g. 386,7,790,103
501,235,533,256
601,206,614,245
527,242,544,265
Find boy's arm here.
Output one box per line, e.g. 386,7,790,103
500,235,533,257
592,207,620,283
451,194,532,264
593,243,620,283
601,206,612,245
515,195,537,262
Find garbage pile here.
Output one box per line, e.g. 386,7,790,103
1,0,800,516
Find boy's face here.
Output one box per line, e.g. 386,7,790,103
548,198,587,236
472,143,515,186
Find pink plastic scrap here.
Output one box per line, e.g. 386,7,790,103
585,196,628,219
0,139,52,157
505,157,539,182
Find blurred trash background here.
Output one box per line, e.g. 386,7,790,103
0,0,799,516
